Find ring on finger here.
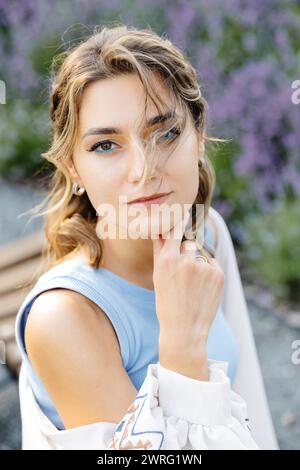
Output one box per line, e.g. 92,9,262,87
195,253,209,263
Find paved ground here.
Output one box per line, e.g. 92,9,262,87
0,176,299,450
0,366,21,450
247,299,300,450
0,176,44,246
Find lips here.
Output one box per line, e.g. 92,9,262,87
128,192,172,204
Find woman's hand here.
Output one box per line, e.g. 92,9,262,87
152,217,225,380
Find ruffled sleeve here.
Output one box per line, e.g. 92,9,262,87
106,359,259,450
19,358,259,450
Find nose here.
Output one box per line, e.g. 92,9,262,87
127,139,159,184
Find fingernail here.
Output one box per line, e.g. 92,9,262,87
183,240,197,251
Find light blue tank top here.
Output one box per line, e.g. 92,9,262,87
15,223,239,430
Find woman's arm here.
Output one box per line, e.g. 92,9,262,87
25,288,138,428
24,288,259,450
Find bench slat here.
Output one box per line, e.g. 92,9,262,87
0,256,44,296
0,231,46,271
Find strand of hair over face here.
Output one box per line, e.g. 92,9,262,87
18,23,220,273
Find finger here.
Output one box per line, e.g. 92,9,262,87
206,257,221,269
180,240,197,260
161,211,189,257
151,234,164,261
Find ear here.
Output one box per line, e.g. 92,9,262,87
65,158,82,184
195,130,205,157
198,138,205,157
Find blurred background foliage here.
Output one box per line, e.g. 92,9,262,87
0,0,300,305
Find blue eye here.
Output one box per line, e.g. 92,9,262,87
160,126,181,141
88,127,181,155
88,140,118,154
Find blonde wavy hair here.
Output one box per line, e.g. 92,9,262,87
24,23,221,283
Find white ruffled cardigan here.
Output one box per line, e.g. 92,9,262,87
17,207,279,450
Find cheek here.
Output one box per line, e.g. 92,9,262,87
76,159,122,209
168,144,199,196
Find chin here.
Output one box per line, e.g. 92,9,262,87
126,217,178,240
125,202,190,239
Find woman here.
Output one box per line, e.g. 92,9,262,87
15,24,277,450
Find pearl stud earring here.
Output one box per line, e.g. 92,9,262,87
72,181,85,196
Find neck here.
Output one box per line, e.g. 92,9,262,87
100,234,155,290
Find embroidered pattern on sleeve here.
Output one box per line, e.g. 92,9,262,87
108,392,164,450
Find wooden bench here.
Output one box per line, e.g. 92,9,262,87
0,230,47,376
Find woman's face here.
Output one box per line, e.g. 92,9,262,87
68,72,202,239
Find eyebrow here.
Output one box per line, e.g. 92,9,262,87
82,111,179,140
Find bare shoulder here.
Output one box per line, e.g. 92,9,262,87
25,288,137,427
25,288,121,358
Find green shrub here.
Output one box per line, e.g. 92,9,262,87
242,198,300,303
0,100,50,180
